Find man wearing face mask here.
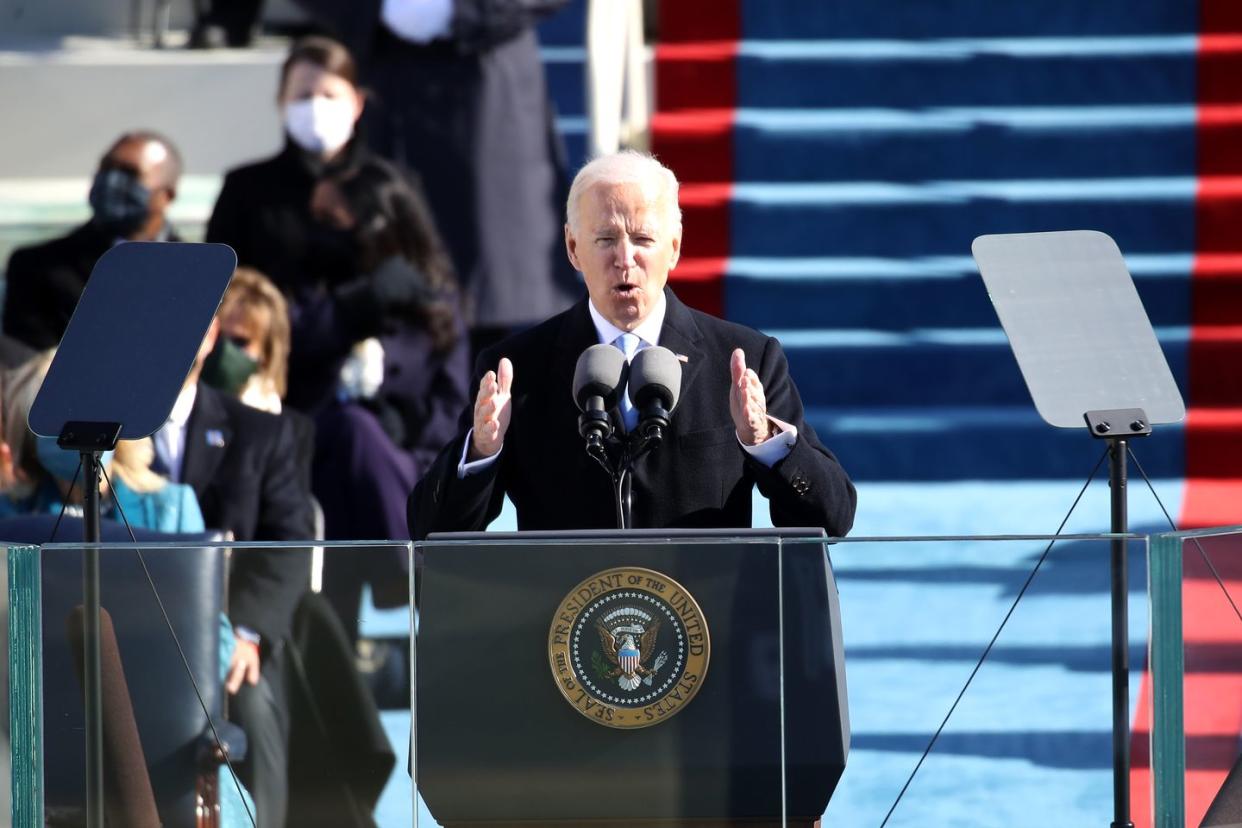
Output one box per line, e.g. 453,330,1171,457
3,131,183,351
153,317,313,828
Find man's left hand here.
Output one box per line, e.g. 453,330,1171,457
730,348,772,445
225,635,261,694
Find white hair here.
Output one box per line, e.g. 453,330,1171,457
565,150,682,233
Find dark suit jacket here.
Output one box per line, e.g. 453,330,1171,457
182,383,313,646
409,290,856,538
3,222,179,351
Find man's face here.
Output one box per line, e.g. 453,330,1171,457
94,138,174,238
565,181,681,331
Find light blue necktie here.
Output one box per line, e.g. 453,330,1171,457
613,333,641,431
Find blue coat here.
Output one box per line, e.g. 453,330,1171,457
0,475,204,535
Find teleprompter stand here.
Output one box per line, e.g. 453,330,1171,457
29,241,236,828
974,231,1186,828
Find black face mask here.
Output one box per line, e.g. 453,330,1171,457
88,168,152,238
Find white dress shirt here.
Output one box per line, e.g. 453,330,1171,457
153,383,198,484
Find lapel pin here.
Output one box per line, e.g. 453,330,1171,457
206,429,226,448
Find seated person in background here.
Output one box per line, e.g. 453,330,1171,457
0,351,203,533
3,131,183,350
208,267,292,415
0,351,257,826
153,319,312,828
308,157,470,634
206,267,316,494
197,270,397,825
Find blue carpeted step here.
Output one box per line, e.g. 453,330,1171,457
808,406,1185,480
733,41,1194,109
739,1,1194,40
541,48,586,117
719,180,1194,258
559,121,587,171
771,326,1189,407
722,255,1191,330
729,108,1195,182
536,0,586,47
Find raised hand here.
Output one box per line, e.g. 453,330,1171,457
469,357,514,460
729,348,771,445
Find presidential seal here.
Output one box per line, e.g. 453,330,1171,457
548,567,710,729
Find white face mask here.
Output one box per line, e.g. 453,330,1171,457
284,96,356,156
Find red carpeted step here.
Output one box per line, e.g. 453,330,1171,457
651,3,738,318
654,42,738,112
668,257,728,319
658,0,739,43
1151,5,1242,825
649,110,733,183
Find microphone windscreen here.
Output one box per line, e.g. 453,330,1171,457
629,346,682,412
572,344,627,410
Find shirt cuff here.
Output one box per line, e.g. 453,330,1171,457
738,415,797,468
457,429,502,478
234,625,261,645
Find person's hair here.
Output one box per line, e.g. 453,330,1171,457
279,35,359,98
1,351,172,497
325,157,462,352
105,130,184,192
218,267,291,399
1,350,54,499
565,150,682,234
110,438,165,494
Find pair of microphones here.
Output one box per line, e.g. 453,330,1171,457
572,343,683,450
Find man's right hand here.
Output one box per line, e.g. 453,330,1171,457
469,357,513,461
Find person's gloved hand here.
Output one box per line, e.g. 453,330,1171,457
369,255,434,311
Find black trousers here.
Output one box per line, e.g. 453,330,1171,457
230,645,290,828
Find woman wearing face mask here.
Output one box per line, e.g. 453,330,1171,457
207,35,390,414
201,267,317,496
204,267,293,415
0,352,204,534
308,156,470,633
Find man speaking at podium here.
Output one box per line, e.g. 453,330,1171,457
409,151,855,538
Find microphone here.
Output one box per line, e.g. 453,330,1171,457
628,346,682,443
572,344,627,448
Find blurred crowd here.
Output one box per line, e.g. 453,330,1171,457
1,3,580,825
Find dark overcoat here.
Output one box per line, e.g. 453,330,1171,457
293,0,582,328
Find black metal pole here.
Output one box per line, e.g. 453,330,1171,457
1109,438,1134,828
81,450,105,828
614,466,633,530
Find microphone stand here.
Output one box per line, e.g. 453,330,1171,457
581,405,669,530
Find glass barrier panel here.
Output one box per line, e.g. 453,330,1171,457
3,544,30,826
17,540,414,828
786,534,1149,827
1150,528,1242,828
6,534,1167,828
